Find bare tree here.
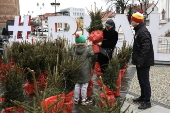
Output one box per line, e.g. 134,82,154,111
137,0,160,24
105,0,130,14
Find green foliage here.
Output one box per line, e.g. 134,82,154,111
102,57,120,91
1,37,81,112
88,97,132,113
86,6,104,33
81,77,133,113
117,41,133,69
9,68,66,113
1,66,25,109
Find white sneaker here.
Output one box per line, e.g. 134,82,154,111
86,99,93,104
74,98,79,104
81,99,87,105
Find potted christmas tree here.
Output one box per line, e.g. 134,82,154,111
0,65,25,113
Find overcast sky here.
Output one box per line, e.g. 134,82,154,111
19,0,107,17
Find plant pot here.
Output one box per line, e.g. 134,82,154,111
113,72,122,97
0,97,5,103
64,90,74,102
87,86,93,98
23,82,38,95
99,92,115,107
97,80,103,87
41,94,65,113
94,62,102,77
38,72,48,88
63,100,74,113
120,69,126,79
3,107,24,113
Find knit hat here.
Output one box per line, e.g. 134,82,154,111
131,11,144,23
75,34,86,44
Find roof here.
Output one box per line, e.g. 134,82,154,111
43,13,58,17
101,11,116,21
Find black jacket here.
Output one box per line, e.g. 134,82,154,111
132,23,154,67
2,28,8,35
101,27,118,50
97,27,118,73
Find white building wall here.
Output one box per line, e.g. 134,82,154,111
60,7,85,19
154,0,170,21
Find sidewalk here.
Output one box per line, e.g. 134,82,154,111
121,94,170,113
121,65,170,113
72,64,170,113
122,94,170,113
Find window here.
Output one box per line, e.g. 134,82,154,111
58,23,62,28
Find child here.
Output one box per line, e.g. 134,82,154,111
72,34,94,105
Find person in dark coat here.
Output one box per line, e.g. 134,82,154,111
72,34,94,105
97,19,118,73
2,28,9,41
131,11,154,109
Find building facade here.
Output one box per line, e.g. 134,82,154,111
0,0,20,28
155,0,170,21
60,7,85,19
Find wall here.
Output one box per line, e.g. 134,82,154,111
0,0,20,27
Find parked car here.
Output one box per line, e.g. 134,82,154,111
57,28,63,31
43,28,48,32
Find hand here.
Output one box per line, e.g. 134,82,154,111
97,42,102,46
88,41,92,45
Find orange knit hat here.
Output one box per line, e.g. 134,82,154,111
131,11,144,23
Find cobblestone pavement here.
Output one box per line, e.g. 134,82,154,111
128,65,170,108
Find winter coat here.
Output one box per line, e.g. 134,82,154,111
97,27,118,73
132,22,154,67
71,44,94,84
2,28,8,35
101,27,118,50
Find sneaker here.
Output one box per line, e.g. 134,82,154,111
81,99,87,105
74,98,79,105
138,102,151,109
86,99,93,104
133,97,145,103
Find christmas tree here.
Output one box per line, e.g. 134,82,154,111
86,3,104,33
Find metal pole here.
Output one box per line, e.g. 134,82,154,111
168,0,169,22
55,0,56,16
166,39,168,53
144,0,147,24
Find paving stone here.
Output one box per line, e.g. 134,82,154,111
128,65,170,107
140,105,170,113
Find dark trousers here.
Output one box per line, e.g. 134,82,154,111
136,66,151,102
97,52,111,73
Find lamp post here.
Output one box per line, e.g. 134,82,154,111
37,2,44,36
27,11,34,16
50,1,60,16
